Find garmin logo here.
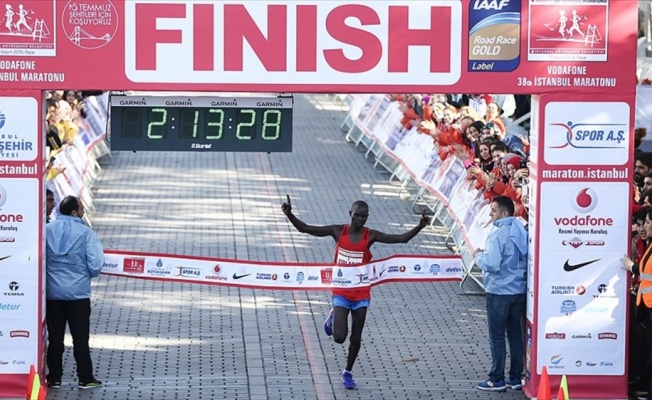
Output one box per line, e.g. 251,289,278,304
257,101,283,107
571,333,592,339
165,99,192,106
191,143,212,149
119,99,146,106
211,100,237,106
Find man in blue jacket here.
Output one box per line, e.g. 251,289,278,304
45,196,104,389
473,196,528,393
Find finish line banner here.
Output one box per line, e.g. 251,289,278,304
102,251,463,289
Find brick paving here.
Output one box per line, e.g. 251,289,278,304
45,94,528,400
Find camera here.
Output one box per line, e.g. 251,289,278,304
519,158,528,169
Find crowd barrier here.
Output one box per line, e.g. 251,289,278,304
47,93,111,227
337,94,504,294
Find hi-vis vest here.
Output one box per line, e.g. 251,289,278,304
637,245,652,307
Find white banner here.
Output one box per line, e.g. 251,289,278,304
102,252,463,289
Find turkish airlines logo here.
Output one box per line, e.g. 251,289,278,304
571,188,597,213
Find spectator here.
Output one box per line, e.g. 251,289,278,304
622,208,652,400
474,196,527,393
630,207,652,395
635,152,652,191
483,102,506,136
45,196,104,390
636,128,648,150
46,189,55,223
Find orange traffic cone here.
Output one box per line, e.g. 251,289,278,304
37,386,46,400
25,364,36,399
557,375,569,400
537,366,552,400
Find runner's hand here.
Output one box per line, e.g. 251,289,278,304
419,210,430,228
282,194,292,215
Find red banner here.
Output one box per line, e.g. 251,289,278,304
0,0,637,94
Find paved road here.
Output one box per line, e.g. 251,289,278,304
46,94,528,400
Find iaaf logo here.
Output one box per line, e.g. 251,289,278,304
124,1,462,85
554,187,613,227
548,121,627,150
561,237,605,249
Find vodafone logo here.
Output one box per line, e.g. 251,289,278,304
553,187,612,227
571,188,597,213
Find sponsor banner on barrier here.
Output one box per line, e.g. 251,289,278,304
102,252,464,288
0,1,637,94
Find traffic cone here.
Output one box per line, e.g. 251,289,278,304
28,372,41,400
537,366,552,400
37,386,46,400
557,375,569,400
25,364,35,399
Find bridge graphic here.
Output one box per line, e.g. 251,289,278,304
68,25,112,47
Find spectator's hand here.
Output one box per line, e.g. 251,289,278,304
409,118,421,127
419,210,430,228
486,173,496,189
420,120,437,134
281,194,292,215
473,248,483,257
467,166,482,176
621,255,634,272
517,134,530,147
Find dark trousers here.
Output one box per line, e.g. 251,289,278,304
46,298,95,382
486,293,526,382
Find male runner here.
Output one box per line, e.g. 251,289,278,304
282,195,429,389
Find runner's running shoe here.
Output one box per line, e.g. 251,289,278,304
323,308,334,336
342,370,356,390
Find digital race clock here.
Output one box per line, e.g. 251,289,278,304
109,95,293,152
